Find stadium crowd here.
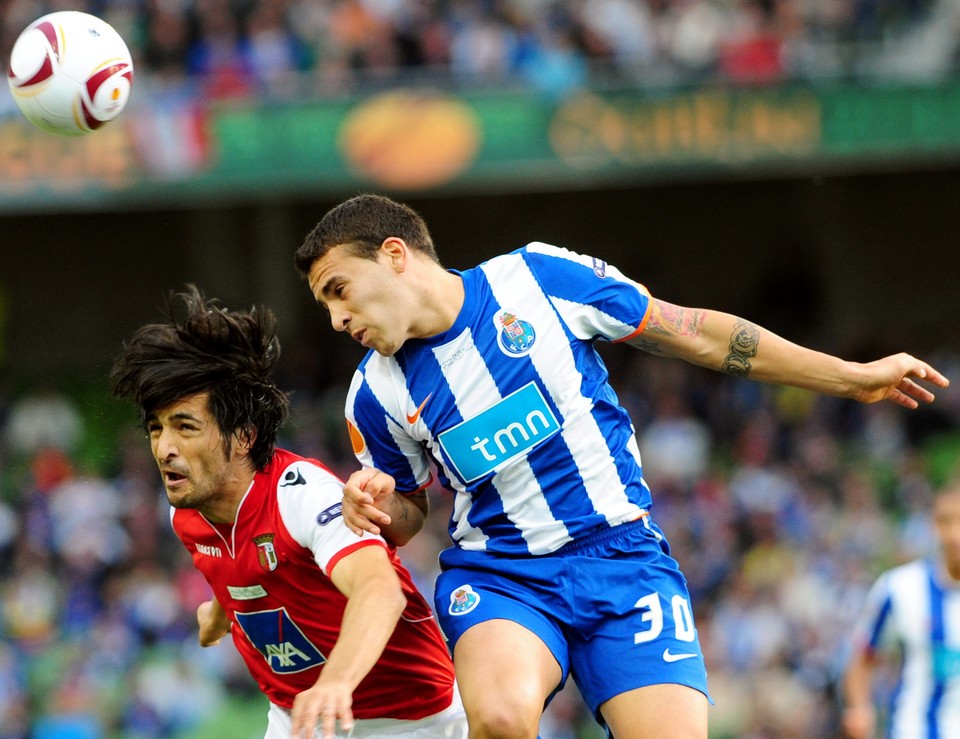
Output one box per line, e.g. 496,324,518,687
0,341,956,738
0,0,951,104
1,1,959,737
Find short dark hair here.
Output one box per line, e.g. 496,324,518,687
294,193,440,277
110,285,289,471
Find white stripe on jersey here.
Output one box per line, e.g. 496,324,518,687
432,326,563,554
346,364,434,487
430,330,490,550
480,252,642,542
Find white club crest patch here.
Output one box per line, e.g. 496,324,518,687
448,585,481,616
494,310,536,357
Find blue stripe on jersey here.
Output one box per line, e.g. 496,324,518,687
868,591,894,650
927,563,946,739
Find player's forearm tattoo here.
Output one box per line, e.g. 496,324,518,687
722,320,759,377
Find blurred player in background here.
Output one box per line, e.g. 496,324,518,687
294,194,949,739
843,480,960,739
110,286,468,739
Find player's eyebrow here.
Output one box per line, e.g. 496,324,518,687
308,270,341,303
148,410,203,425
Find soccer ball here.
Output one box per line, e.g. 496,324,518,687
7,11,134,136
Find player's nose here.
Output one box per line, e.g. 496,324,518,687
329,305,350,332
153,428,179,460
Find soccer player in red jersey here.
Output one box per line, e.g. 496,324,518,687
110,286,467,739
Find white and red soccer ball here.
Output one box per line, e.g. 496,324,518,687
7,11,134,136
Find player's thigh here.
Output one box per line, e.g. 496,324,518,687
565,525,710,717
454,619,562,736
600,683,708,739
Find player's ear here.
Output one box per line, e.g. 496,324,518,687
380,237,407,272
234,425,257,457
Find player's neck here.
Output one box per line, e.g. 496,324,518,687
942,558,960,584
198,471,256,524
411,267,465,339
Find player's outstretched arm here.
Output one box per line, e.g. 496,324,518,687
342,467,428,546
630,298,949,407
197,598,231,647
290,545,406,739
841,647,879,739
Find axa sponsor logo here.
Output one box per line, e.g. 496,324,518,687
235,607,326,673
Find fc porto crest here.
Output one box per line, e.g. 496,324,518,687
494,310,536,357
448,585,481,616
253,533,278,572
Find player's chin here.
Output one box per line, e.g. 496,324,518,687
166,487,197,509
373,338,402,357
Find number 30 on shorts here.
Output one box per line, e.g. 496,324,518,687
633,592,696,644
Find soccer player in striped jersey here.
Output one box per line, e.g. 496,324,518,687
843,482,960,739
294,194,948,739
110,286,468,739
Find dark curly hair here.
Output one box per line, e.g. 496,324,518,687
110,285,289,471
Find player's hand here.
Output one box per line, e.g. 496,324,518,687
196,599,231,647
291,680,355,739
342,467,396,537
841,704,875,739
852,353,949,408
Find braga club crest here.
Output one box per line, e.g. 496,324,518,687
254,533,278,572
495,310,536,356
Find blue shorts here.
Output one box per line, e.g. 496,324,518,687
434,517,711,719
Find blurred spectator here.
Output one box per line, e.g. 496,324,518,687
185,0,255,99
3,389,82,457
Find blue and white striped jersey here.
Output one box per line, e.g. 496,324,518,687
851,558,960,738
345,243,656,557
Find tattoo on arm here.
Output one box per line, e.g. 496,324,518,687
722,320,759,377
657,302,704,337
637,301,705,355
634,338,667,355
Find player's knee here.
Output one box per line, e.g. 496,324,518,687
464,695,541,739
466,708,539,739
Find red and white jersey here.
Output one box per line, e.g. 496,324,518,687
170,448,455,720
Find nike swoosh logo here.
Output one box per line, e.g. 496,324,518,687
406,394,432,424
662,649,698,663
